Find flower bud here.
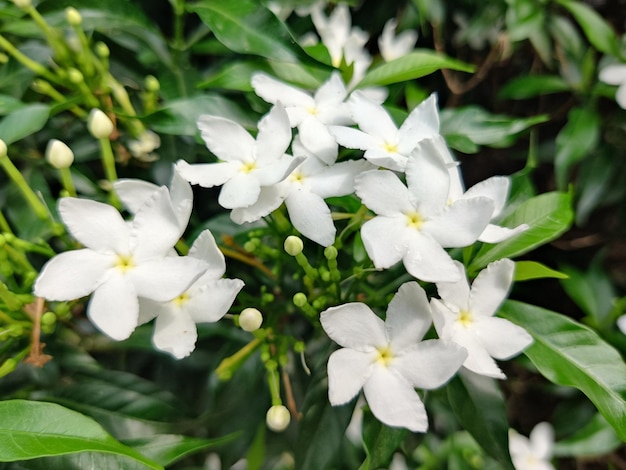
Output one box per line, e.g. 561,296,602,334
239,307,263,332
266,405,290,432
67,67,84,83
284,235,303,256
87,109,114,139
145,75,160,92
45,139,74,169
0,139,7,159
292,292,307,308
65,7,82,25
324,246,338,260
95,42,110,58
11,0,31,9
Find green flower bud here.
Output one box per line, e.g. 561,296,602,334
11,0,31,9
239,307,263,332
67,67,84,83
284,235,304,256
45,139,74,169
0,139,6,159
65,7,82,25
145,75,160,92
95,42,110,58
292,292,308,308
324,246,338,260
87,109,114,139
41,311,57,326
266,405,290,432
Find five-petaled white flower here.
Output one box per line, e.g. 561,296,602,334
138,230,244,359
430,259,533,379
355,139,495,282
599,63,626,109
509,422,555,470
33,186,208,341
176,103,303,209
320,281,467,432
331,91,440,172
251,72,353,164
378,18,417,62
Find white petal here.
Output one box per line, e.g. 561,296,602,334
617,315,626,334
362,149,408,172
255,155,305,186
113,179,159,214
298,117,338,165
451,328,506,379
174,160,238,188
320,303,387,350
435,261,471,312
349,91,398,142
219,173,261,209
198,115,255,162
599,64,626,85
509,430,533,458
230,185,285,223
130,256,207,302
88,273,139,340
355,170,414,216
137,297,162,325
34,250,113,301
430,298,456,337
425,197,494,247
187,278,244,323
385,282,431,350
152,306,197,359
478,223,528,243
393,339,466,389
470,259,515,317
188,229,226,278
251,72,312,108
327,348,374,405
310,160,374,198
169,170,194,229
361,216,410,270
256,104,292,164
59,198,130,253
405,138,450,214
314,72,348,107
397,94,439,153
616,84,626,109
474,316,533,360
363,365,429,432
285,188,335,246
330,125,379,151
529,422,554,460
463,176,509,217
403,233,460,282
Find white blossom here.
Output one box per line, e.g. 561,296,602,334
509,422,555,470
378,18,417,62
599,63,626,109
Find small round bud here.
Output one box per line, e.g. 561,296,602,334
145,75,160,92
266,405,290,432
65,7,82,25
95,42,110,58
0,52,8,64
67,67,84,83
324,246,338,260
284,235,304,256
0,139,7,159
41,311,57,326
11,0,31,9
239,307,263,332
45,139,74,169
293,292,308,308
87,109,114,139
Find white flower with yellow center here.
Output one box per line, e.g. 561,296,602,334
330,91,440,172
175,103,302,209
509,422,555,470
33,187,208,341
320,282,467,432
430,259,533,379
355,142,495,282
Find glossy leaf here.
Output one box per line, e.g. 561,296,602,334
0,104,50,145
556,0,620,56
470,191,574,270
553,413,622,457
360,408,407,470
499,300,626,441
357,50,474,88
0,400,161,469
514,261,568,281
447,372,514,469
499,75,571,100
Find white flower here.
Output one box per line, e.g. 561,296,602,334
599,64,626,109
175,103,303,209
252,72,352,163
137,230,244,359
331,92,440,172
320,282,467,432
430,259,533,379
355,140,495,282
431,134,528,243
128,130,161,162
231,138,372,246
378,18,417,62
33,188,207,341
509,422,555,470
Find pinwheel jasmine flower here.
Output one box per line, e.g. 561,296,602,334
509,422,555,470
320,282,467,432
137,230,244,359
33,188,208,341
430,259,533,379
251,72,353,163
378,18,417,62
355,141,495,282
175,104,303,209
599,63,626,109
331,91,440,171
232,138,373,246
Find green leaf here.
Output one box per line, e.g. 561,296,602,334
190,0,316,64
554,106,600,190
357,50,474,88
198,60,270,91
499,300,626,441
470,191,574,271
0,95,25,115
499,75,571,100
0,104,50,144
360,408,407,470
556,0,620,56
440,106,549,148
514,261,569,281
553,413,622,457
0,400,162,469
447,372,514,469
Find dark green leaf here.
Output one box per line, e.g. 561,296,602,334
499,75,571,100
514,261,569,281
500,300,626,441
0,400,161,469
199,61,270,91
0,104,50,144
553,413,622,457
360,408,407,470
556,0,620,56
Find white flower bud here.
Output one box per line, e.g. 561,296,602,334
239,308,263,332
87,109,114,139
45,139,74,169
11,0,31,9
65,7,82,26
266,405,290,432
0,139,7,159
284,235,304,256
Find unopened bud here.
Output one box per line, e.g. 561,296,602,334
46,139,74,169
324,246,338,260
145,75,160,92
284,235,304,256
68,68,83,83
266,405,290,432
11,0,31,9
87,109,114,139
95,42,110,58
0,139,7,159
0,53,8,64
292,292,307,308
65,7,82,26
239,308,263,332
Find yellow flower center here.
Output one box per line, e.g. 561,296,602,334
114,255,135,273
240,161,257,173
457,309,473,327
383,141,398,153
405,211,424,230
172,292,190,307
290,171,306,183
307,106,319,116
375,346,394,367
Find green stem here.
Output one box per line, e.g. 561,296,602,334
0,155,50,220
215,336,263,380
0,211,12,234
0,34,60,84
58,167,77,197
98,137,120,207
